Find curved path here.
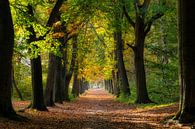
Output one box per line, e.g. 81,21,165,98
0,89,189,129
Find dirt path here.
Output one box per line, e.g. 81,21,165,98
0,89,190,129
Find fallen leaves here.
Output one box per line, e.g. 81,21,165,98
0,89,191,129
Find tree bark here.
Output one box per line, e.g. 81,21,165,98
134,15,152,103
124,0,163,104
45,54,56,106
175,0,195,123
61,43,68,100
114,30,131,98
71,36,79,97
45,0,65,105
31,57,47,110
64,36,78,100
72,61,79,97
0,0,16,117
112,70,120,97
54,55,63,103
12,68,23,101
27,5,47,110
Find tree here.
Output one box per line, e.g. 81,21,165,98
26,5,47,111
71,36,80,97
44,0,65,106
64,38,78,101
71,61,80,97
0,0,16,117
114,28,131,97
108,2,130,97
174,0,195,123
123,0,164,103
12,68,23,101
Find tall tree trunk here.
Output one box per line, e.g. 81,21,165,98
115,31,131,98
64,36,78,100
64,73,71,101
123,0,163,104
72,61,79,97
112,70,120,97
45,54,56,106
71,36,79,97
27,5,47,110
0,0,16,117
31,57,47,111
53,37,64,103
61,43,68,100
45,0,65,105
79,79,82,94
54,55,63,103
175,0,195,123
134,15,152,104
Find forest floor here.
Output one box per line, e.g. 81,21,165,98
0,89,192,129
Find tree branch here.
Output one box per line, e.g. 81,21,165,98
47,0,65,27
37,0,65,41
144,12,164,35
123,6,135,28
126,43,136,51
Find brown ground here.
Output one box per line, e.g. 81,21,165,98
0,89,191,129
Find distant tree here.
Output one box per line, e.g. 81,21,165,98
114,29,131,97
71,36,80,97
174,0,195,123
113,3,130,98
0,0,16,117
72,61,80,97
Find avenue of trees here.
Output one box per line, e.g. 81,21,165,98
0,0,195,124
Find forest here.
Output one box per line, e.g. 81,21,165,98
0,0,195,128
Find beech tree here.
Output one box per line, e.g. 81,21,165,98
174,0,195,123
0,0,16,117
123,0,164,103
45,0,65,106
26,4,47,111
71,36,80,97
114,25,131,97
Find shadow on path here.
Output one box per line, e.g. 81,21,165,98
0,89,190,129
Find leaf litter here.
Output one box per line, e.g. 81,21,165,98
0,89,192,129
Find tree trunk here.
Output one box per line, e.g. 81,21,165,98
64,73,71,101
72,61,79,97
71,36,79,97
134,15,152,104
61,43,68,100
45,54,56,106
31,57,47,110
0,0,16,117
79,79,84,94
175,0,195,123
26,5,47,110
44,0,65,105
115,31,131,98
112,70,120,97
12,69,23,101
54,56,63,103
64,36,78,100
